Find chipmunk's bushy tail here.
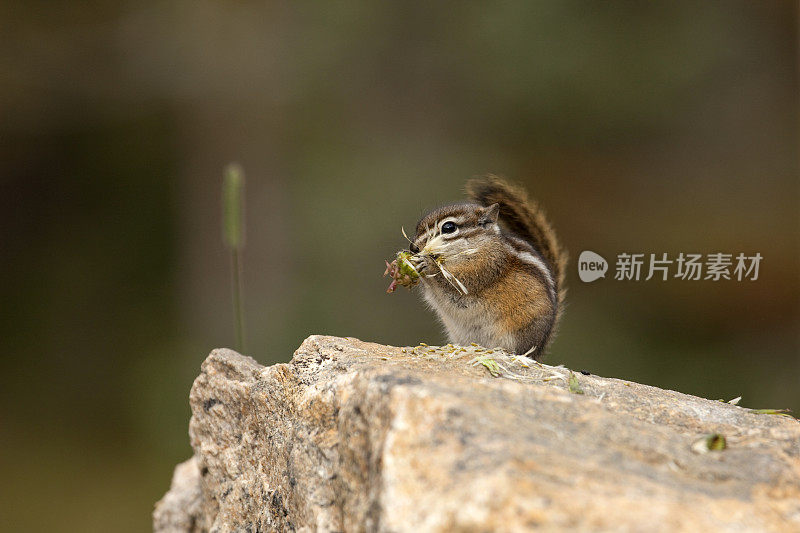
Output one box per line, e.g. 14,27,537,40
466,175,567,301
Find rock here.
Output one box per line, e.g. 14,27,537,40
154,336,800,532
153,456,204,532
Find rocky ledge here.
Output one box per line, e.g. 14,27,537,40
154,335,800,532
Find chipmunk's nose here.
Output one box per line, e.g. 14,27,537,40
409,242,420,254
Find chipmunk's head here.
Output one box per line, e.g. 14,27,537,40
410,202,500,265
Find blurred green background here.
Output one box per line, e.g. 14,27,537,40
1,2,798,531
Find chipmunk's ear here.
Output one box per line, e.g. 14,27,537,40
479,203,500,226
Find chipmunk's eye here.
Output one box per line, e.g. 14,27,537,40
441,221,457,234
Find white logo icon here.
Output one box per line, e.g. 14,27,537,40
578,251,608,282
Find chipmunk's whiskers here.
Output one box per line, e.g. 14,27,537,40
401,226,414,245
447,248,479,258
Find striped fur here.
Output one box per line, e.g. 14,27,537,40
410,177,566,357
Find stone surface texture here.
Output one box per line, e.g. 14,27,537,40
154,335,800,532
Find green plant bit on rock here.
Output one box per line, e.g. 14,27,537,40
568,371,585,395
474,356,501,377
692,433,727,454
750,408,794,418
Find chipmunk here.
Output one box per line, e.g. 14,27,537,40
407,176,566,358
